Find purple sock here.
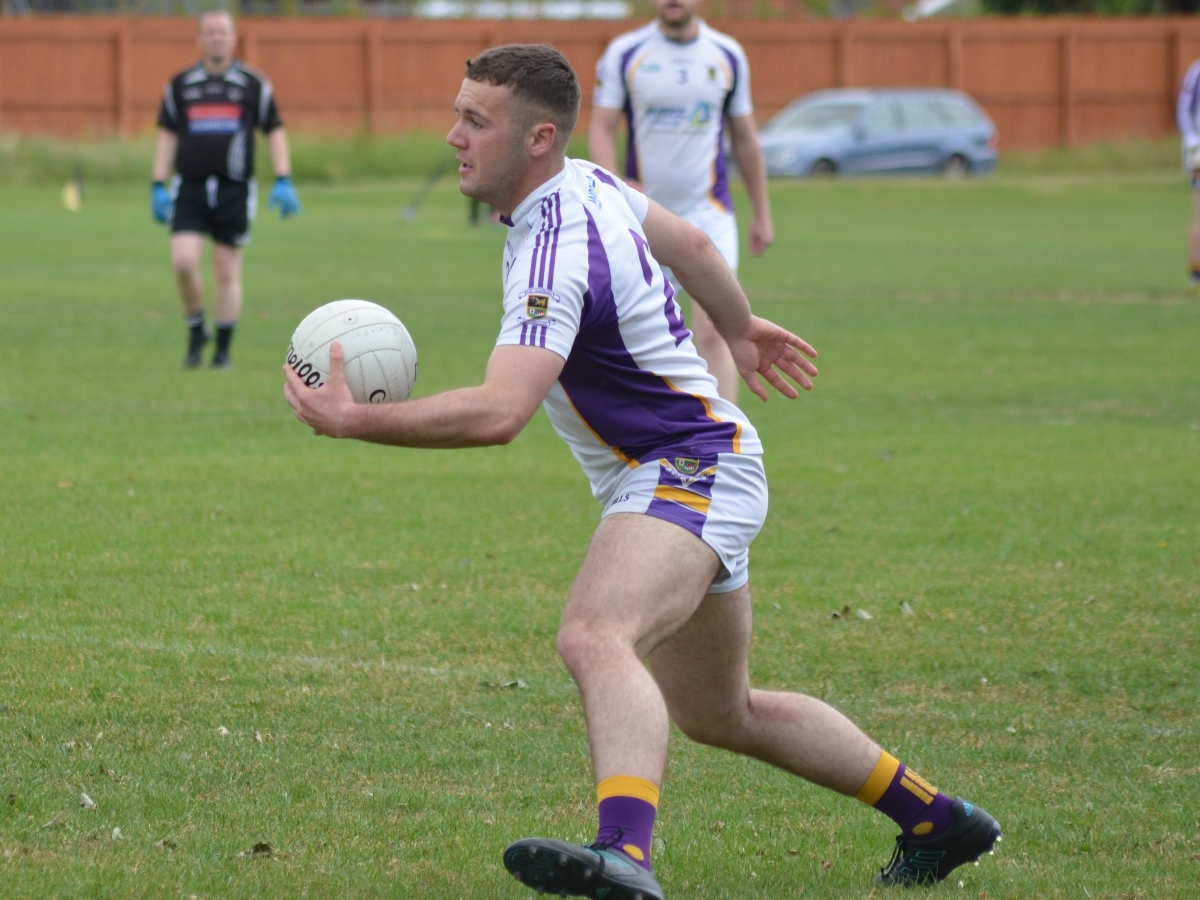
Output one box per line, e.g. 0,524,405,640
873,762,954,837
596,793,657,871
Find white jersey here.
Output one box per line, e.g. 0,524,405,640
593,20,754,222
496,159,761,504
1179,59,1200,165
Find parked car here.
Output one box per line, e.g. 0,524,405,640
754,88,998,178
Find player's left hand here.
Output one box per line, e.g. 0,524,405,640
284,341,354,437
748,217,774,257
729,316,818,402
269,176,302,219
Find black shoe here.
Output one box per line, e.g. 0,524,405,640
878,797,1001,886
504,836,664,900
184,328,211,369
209,353,232,370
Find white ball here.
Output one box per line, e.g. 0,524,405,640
287,299,417,404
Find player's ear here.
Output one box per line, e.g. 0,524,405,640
527,121,558,158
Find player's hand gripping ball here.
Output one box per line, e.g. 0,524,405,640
287,300,417,404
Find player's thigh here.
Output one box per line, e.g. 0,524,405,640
648,584,753,733
561,513,721,661
211,180,253,249
1191,184,1200,219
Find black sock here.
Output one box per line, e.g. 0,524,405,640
186,313,207,351
215,322,236,358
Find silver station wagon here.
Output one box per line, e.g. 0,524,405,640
755,88,999,178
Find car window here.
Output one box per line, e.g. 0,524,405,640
860,100,902,137
897,99,944,131
766,101,865,133
934,99,984,127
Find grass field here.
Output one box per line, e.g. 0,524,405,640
1,165,1198,898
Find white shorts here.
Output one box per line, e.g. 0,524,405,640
661,211,739,298
600,451,767,594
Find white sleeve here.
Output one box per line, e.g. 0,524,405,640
725,41,754,120
617,178,649,223
495,220,588,362
1179,61,1200,150
593,40,629,111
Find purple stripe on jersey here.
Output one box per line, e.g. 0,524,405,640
619,43,645,182
710,116,734,213
539,324,548,348
629,229,654,285
547,192,562,290
557,209,741,462
592,167,620,188
709,45,740,214
529,193,563,290
520,321,529,345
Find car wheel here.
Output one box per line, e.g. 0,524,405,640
810,158,836,178
941,154,970,179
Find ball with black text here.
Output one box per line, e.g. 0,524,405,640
287,299,417,404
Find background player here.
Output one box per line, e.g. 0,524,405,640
284,43,1000,898
152,10,301,369
1177,56,1200,291
589,0,773,401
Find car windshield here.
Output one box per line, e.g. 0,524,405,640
765,101,865,134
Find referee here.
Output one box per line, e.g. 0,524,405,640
152,11,301,369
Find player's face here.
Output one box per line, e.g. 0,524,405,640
447,79,529,215
198,13,237,70
654,0,703,29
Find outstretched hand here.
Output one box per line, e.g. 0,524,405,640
729,317,818,402
283,341,355,437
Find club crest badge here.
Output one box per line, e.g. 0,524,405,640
525,293,550,319
675,457,700,475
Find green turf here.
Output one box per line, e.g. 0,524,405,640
1,170,1197,897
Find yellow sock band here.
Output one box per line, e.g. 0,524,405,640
597,775,660,808
855,750,900,806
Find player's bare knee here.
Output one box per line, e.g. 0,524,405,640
555,622,601,677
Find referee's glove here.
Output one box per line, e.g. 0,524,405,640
151,181,172,224
269,176,302,219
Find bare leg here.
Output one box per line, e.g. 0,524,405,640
556,513,722,787
212,242,244,323
649,585,882,795
689,300,739,403
170,233,205,316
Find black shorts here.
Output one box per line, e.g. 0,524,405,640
170,176,256,246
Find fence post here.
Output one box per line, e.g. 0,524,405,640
836,29,851,88
365,22,382,135
115,21,132,135
1060,28,1075,147
946,28,963,91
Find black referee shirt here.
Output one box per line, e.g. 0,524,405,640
157,60,284,183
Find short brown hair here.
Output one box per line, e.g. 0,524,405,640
465,44,581,149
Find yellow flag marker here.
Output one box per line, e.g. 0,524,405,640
62,179,82,212
62,164,83,212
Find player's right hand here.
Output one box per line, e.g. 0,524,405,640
284,340,355,438
151,182,172,224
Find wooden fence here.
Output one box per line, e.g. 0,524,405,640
2,16,1200,148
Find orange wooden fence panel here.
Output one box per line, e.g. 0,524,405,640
2,16,1200,148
